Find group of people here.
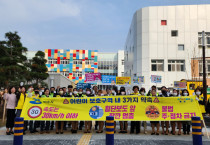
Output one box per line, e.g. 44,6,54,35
2,84,210,136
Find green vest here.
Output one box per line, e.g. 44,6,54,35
41,94,53,98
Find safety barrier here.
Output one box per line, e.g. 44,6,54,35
106,116,114,145
13,117,24,145
192,116,202,145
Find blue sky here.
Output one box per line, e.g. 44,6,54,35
0,0,210,52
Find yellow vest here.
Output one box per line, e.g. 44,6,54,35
131,92,140,95
197,95,206,113
16,93,27,109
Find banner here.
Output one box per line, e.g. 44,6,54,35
174,81,186,89
102,75,116,85
133,76,144,84
21,96,202,121
151,75,161,83
116,77,131,85
77,83,91,89
85,73,101,84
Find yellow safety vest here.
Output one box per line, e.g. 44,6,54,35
197,95,206,113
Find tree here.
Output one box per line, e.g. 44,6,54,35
0,32,28,88
30,51,49,87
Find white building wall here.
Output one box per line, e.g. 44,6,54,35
125,5,210,91
117,50,125,77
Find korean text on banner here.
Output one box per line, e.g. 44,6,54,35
116,77,131,85
85,73,101,84
21,96,202,121
151,75,162,83
174,81,187,89
102,75,116,85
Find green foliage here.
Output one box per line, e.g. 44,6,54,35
30,51,49,85
0,32,49,88
0,32,28,88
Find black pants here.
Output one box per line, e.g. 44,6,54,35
51,121,54,129
40,121,50,131
95,121,98,130
29,121,38,131
6,109,16,128
79,121,84,129
130,121,140,133
63,121,67,129
183,122,190,133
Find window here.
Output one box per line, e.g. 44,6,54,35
151,60,164,71
199,60,210,76
73,72,82,77
122,60,124,65
73,60,82,65
178,44,184,51
48,59,57,64
168,60,185,72
189,84,195,90
207,37,210,45
171,30,178,37
161,20,167,25
85,60,94,65
60,59,69,64
198,32,210,46
60,71,69,77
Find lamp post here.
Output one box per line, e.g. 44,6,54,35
202,31,207,105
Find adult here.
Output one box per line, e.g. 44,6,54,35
40,88,53,134
159,86,170,135
150,89,160,135
182,89,191,135
130,86,141,134
4,86,16,135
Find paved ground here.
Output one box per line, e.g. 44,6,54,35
0,122,210,145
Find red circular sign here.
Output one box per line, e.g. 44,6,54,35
28,106,42,118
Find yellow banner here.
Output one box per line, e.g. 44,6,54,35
21,96,203,121
116,77,131,85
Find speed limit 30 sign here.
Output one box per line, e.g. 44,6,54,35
28,106,42,118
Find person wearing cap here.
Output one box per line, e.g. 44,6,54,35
130,86,141,134
159,86,170,135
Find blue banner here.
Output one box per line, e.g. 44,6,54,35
77,83,91,89
102,75,116,85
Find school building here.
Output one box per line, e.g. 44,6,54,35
43,49,124,84
124,4,210,90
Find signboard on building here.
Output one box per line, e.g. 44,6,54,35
174,81,187,89
133,76,145,84
116,77,131,85
85,73,101,84
151,75,162,83
77,83,91,89
102,75,116,85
